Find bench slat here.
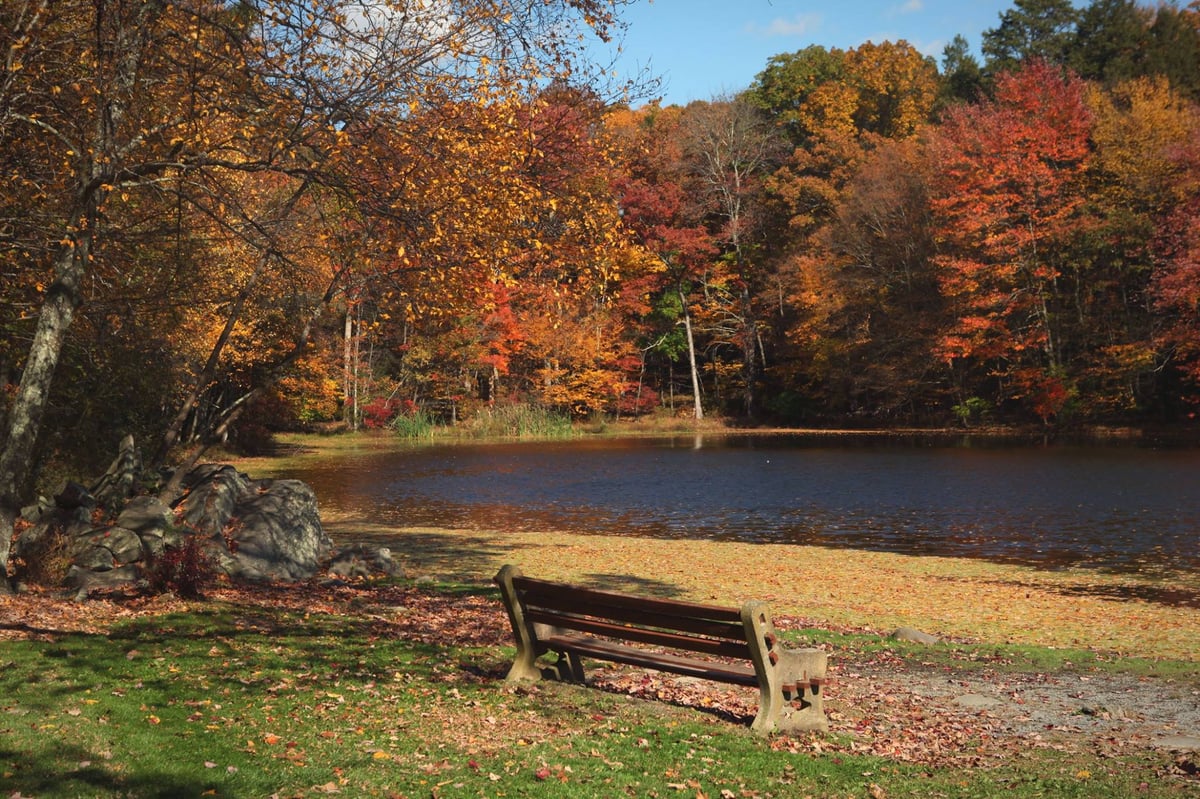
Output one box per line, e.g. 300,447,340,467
520,591,748,641
542,634,760,687
513,576,743,623
525,608,753,659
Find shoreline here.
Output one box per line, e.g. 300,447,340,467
230,431,1200,663
321,516,1200,663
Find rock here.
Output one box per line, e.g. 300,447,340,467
11,509,91,567
73,542,121,572
221,478,331,581
175,464,250,536
24,462,330,594
66,563,141,601
115,496,171,535
90,434,143,509
81,526,144,567
19,497,52,524
55,481,96,511
116,496,175,558
167,466,331,582
327,543,402,580
890,627,940,645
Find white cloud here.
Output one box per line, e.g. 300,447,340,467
897,0,924,13
747,13,823,38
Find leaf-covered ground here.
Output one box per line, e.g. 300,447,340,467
321,520,1200,661
3,526,1197,791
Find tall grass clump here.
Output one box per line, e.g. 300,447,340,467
390,408,437,439
469,402,575,439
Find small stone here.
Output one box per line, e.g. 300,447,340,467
890,627,940,645
955,693,1003,709
1156,736,1200,751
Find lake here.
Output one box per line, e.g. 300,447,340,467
275,434,1200,573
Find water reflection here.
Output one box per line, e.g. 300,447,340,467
277,435,1200,573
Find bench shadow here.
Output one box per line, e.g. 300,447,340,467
324,518,540,582
580,673,756,727
575,572,686,598
326,523,691,599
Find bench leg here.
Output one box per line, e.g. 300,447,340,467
494,565,543,682
743,602,829,735
545,649,586,682
774,648,828,733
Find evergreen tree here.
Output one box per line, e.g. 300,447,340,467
939,34,985,105
1146,4,1200,99
982,0,1080,73
1071,0,1153,86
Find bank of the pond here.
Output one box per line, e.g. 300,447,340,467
320,515,1200,663
229,430,1199,661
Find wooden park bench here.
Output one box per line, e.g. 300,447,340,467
493,565,827,735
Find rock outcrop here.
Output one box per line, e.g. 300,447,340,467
13,462,338,596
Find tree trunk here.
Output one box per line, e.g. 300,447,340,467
344,308,357,430
0,236,88,581
680,286,704,421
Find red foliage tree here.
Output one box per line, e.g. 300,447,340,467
928,60,1094,419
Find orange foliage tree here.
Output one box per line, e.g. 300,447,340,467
928,60,1094,423
0,0,637,579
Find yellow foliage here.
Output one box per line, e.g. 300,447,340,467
1088,77,1198,211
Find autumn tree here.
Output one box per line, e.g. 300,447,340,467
807,139,943,418
1074,76,1198,415
928,60,1094,423
751,45,849,144
982,0,1080,73
676,96,787,417
0,0,635,583
608,103,717,420
749,40,939,420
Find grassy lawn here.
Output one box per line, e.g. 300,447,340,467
1,577,1196,799
5,431,1195,797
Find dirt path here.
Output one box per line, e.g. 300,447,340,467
837,658,1200,754
588,630,1200,778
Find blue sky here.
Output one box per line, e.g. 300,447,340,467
594,0,1023,105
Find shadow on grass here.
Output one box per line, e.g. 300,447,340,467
575,571,687,598
324,520,537,582
0,743,241,798
995,579,1200,609
327,522,694,600
0,603,468,796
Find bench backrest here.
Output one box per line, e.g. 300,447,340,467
511,574,753,660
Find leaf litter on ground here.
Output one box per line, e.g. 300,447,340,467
3,518,1199,798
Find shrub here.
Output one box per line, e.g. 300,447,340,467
390,407,437,439
12,522,73,587
467,402,574,438
952,396,992,427
148,534,217,599
361,396,400,429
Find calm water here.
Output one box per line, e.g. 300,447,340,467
278,435,1200,573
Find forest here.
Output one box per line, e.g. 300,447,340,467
3,0,1200,508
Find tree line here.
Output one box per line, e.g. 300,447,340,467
321,0,1200,436
2,0,1200,549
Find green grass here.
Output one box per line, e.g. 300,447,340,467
1,586,1193,799
390,408,438,439
784,626,1200,681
